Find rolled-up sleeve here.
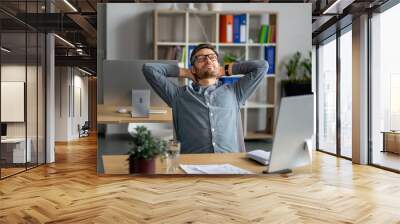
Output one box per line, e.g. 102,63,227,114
231,60,269,105
142,63,180,107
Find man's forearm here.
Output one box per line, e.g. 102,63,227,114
231,60,268,76
142,63,180,107
230,60,269,105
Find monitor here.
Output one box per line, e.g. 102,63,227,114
1,123,7,137
102,60,178,107
265,94,314,174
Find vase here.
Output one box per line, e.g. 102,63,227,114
129,157,156,174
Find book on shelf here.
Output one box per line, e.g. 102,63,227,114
220,15,233,43
164,46,187,67
179,46,186,68
233,15,240,43
264,46,275,74
239,14,246,43
259,25,267,44
258,25,276,44
222,14,247,44
233,14,247,43
187,45,196,68
257,14,276,44
270,25,276,43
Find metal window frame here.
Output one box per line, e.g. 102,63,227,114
315,22,353,162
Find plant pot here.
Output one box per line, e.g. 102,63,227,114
282,81,312,97
129,157,156,174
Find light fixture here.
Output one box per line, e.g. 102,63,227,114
78,67,92,76
322,0,354,15
54,34,75,48
63,0,78,12
1,47,11,53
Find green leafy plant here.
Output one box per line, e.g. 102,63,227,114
127,126,168,160
223,53,239,64
282,51,312,96
300,51,312,81
283,51,312,82
284,52,301,81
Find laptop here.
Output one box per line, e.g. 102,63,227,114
131,89,150,117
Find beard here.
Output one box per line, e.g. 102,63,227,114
194,67,219,80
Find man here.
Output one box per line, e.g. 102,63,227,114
142,44,268,153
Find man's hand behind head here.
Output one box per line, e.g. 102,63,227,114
179,67,198,83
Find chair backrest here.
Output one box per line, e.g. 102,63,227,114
82,121,90,129
237,112,246,153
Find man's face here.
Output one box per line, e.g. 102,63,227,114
192,48,220,80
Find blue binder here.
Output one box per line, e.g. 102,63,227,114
233,15,241,43
188,45,196,68
265,46,275,74
239,14,246,43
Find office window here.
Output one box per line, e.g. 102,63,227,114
371,3,400,171
340,28,352,158
0,2,46,179
318,36,337,155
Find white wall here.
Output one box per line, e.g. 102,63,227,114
55,67,89,141
1,65,38,137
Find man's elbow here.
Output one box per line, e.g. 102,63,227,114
142,63,153,76
143,63,162,80
255,60,269,75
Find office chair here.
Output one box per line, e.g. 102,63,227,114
79,121,90,138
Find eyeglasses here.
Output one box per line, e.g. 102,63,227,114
194,54,218,63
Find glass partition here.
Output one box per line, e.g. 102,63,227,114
1,30,28,177
317,36,337,155
0,2,46,179
370,4,400,171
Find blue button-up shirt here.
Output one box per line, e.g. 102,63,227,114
142,60,268,153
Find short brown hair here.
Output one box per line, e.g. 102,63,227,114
190,43,219,65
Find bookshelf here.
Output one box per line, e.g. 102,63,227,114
154,9,278,140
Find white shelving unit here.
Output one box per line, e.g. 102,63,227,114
154,9,278,140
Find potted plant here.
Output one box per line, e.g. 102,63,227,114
281,51,312,96
127,126,168,174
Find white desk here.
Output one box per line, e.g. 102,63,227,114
1,138,31,163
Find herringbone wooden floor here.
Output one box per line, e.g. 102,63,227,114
1,135,400,223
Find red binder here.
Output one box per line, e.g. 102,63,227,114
220,15,233,43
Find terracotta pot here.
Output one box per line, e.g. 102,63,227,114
129,157,156,174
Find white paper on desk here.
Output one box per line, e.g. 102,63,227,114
180,164,253,174
179,164,205,174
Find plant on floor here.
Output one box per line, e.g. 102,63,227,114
281,51,312,96
127,126,168,174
